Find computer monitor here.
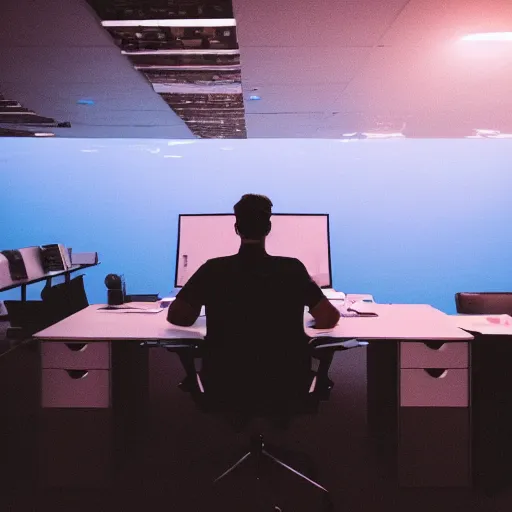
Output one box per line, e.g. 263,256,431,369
175,213,332,288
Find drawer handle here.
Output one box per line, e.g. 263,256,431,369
65,370,89,379
424,342,446,351
65,343,88,352
424,368,448,379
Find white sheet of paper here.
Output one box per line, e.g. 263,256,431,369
323,289,346,300
348,301,379,313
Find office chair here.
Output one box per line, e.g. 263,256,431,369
455,292,512,315
166,339,364,512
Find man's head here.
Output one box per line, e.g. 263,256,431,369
233,194,273,241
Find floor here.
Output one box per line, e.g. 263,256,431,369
1,344,512,512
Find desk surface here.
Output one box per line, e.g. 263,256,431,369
452,314,512,336
34,302,473,342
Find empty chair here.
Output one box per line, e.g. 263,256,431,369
455,292,512,315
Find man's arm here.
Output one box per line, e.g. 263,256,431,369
167,262,209,326
309,298,340,329
167,298,201,327
294,259,340,329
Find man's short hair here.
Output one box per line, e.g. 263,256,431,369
233,194,273,239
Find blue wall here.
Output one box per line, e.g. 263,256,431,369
1,138,511,312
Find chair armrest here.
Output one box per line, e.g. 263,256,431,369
311,339,362,350
195,372,205,393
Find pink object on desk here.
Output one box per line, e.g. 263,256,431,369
451,314,512,335
487,316,511,326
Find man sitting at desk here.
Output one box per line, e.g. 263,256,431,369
167,194,340,399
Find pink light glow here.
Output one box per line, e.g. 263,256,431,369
461,32,512,41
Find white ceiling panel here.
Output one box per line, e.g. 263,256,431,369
340,45,512,114
0,0,193,138
233,0,412,47
1,47,155,85
381,0,512,45
245,111,371,138
234,0,512,137
243,84,344,113
240,47,372,86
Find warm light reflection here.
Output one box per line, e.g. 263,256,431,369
467,129,512,138
168,141,196,146
34,133,55,137
363,132,404,139
461,32,512,41
102,19,236,28
340,132,405,140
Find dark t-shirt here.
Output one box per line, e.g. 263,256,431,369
176,245,325,394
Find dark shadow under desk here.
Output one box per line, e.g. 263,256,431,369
471,334,512,494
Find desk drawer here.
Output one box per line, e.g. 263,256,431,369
400,369,468,407
400,342,468,369
42,342,110,369
42,369,110,408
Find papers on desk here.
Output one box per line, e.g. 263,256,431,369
346,301,378,316
453,314,512,335
335,301,378,317
97,305,164,314
323,288,346,300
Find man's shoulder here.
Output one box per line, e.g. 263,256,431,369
270,255,300,264
204,254,304,271
269,255,305,270
204,254,238,266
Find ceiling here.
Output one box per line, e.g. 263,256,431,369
0,0,194,138
0,0,511,138
234,0,512,137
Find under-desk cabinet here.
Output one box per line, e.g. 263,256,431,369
398,342,471,487
39,340,113,487
38,340,148,488
39,408,113,488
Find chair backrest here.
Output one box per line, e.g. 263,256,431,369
41,274,89,324
192,348,323,418
455,292,512,315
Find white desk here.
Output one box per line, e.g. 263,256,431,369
35,302,472,343
33,300,474,489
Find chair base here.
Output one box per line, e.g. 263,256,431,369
214,434,331,508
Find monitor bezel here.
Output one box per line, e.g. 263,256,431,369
174,213,332,289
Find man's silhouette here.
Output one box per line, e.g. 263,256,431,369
167,194,340,403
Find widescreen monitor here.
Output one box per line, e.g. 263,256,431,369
175,214,332,288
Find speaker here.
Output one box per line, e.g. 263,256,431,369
105,274,125,306
107,289,124,306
